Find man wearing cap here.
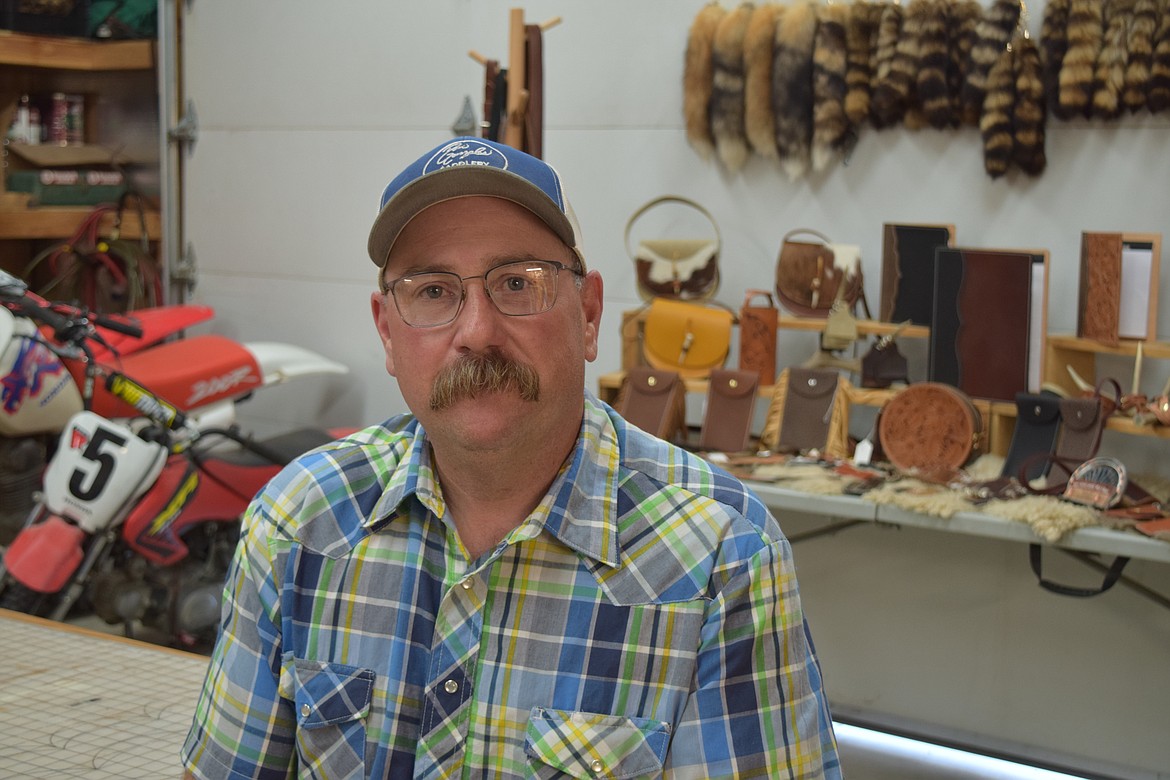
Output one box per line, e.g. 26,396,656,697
182,137,840,779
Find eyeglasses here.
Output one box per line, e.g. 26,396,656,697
382,259,583,328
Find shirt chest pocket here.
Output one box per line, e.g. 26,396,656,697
524,707,670,780
280,655,376,779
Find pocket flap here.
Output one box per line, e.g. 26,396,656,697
709,370,758,400
280,655,375,728
1016,393,1062,426
1059,398,1101,432
525,708,670,779
787,368,838,401
625,367,681,397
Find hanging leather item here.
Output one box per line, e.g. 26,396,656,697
626,196,721,302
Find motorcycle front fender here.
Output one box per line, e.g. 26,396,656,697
4,514,86,593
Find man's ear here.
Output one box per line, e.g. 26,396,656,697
580,270,604,363
371,291,399,377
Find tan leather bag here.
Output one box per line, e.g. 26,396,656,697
775,228,865,318
642,298,734,379
877,382,984,478
626,196,721,302
738,290,778,385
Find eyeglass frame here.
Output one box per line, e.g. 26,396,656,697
379,258,585,328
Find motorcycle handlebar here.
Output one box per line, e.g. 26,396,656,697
90,311,145,339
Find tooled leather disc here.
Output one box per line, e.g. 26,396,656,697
878,383,980,473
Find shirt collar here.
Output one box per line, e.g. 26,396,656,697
364,394,622,567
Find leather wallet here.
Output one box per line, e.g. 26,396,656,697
776,367,840,454
613,367,687,443
698,369,759,452
1002,391,1063,481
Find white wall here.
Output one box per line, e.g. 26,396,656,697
181,1,1170,775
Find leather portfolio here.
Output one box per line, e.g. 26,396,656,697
929,247,1047,402
613,367,687,443
879,223,955,325
1077,232,1123,346
697,369,759,452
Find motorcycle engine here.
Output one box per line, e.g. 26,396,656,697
0,436,47,545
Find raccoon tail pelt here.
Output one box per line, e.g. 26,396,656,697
1040,0,1072,118
845,1,880,126
1092,0,1136,119
961,0,1022,127
915,0,952,129
981,42,1017,179
1124,0,1161,111
869,2,905,128
947,0,984,125
684,2,728,160
1148,0,1170,111
1058,0,1104,118
812,2,851,170
1013,35,1047,176
874,0,933,129
745,3,782,157
711,3,756,172
773,0,818,180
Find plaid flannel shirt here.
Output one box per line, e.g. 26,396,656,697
182,393,840,779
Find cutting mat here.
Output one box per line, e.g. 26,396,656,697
0,609,210,779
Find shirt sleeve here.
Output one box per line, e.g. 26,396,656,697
664,536,842,779
181,495,298,779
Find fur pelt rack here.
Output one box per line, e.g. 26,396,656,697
683,0,1170,180
468,9,562,157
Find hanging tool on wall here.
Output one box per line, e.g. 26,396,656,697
468,9,561,158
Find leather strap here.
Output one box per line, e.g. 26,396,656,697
1028,544,1130,597
524,24,543,158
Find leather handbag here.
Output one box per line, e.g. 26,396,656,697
1001,391,1063,481
641,297,734,379
612,367,687,443
698,369,760,453
860,328,910,389
877,382,983,477
759,367,849,457
774,228,865,318
626,196,721,302
737,290,778,385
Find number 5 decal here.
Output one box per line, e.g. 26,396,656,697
69,426,128,501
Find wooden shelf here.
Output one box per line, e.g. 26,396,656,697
1046,334,1170,360
777,315,929,339
0,207,160,240
0,31,155,71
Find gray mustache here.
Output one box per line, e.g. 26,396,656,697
429,350,541,410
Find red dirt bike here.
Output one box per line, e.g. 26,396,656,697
0,270,349,649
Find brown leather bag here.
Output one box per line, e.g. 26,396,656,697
738,290,778,386
877,382,983,478
759,367,849,457
612,367,687,443
774,228,865,318
626,196,721,301
698,369,759,453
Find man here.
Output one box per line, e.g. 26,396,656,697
182,137,841,779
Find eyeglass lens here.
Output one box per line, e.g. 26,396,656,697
390,260,563,327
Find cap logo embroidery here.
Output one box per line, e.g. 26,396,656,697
425,140,507,173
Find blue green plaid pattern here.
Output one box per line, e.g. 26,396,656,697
181,394,840,779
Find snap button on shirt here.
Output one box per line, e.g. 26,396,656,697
444,679,459,695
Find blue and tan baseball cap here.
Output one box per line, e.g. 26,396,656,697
367,137,585,269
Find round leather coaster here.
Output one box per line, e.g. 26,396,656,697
878,382,982,474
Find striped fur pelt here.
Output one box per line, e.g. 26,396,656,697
1058,0,1105,118
1040,0,1073,118
684,2,728,160
1122,0,1160,111
915,0,952,128
772,0,818,179
869,1,905,128
1144,0,1170,111
745,3,782,157
947,0,985,125
1014,35,1047,176
1092,0,1137,119
981,41,1016,178
812,1,851,170
711,3,756,171
961,0,1022,126
845,1,881,126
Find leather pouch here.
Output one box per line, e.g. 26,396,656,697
738,290,778,386
698,369,759,453
860,334,909,388
613,367,687,443
641,297,734,379
877,382,983,478
1055,396,1108,465
821,287,859,352
1002,391,1062,481
760,367,847,456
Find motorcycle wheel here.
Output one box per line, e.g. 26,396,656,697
0,580,46,615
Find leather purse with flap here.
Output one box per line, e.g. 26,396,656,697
612,367,687,443
698,369,759,453
641,297,734,379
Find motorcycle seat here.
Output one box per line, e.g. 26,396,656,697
86,334,263,418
